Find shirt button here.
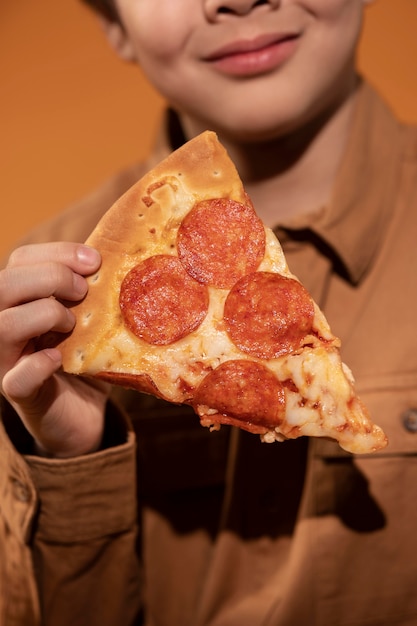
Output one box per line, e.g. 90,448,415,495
402,408,417,433
11,478,31,503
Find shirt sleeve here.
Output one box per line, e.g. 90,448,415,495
0,399,143,626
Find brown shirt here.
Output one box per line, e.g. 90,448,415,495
1,80,417,626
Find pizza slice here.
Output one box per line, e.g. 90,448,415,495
52,131,387,454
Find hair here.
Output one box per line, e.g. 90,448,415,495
81,0,119,22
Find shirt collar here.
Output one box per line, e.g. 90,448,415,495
280,79,404,284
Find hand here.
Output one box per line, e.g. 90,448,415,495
0,242,109,458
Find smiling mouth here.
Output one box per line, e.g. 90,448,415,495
205,34,300,77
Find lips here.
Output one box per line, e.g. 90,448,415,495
204,33,299,77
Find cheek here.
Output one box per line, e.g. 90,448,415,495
119,3,191,64
328,0,364,26
300,0,364,37
301,0,363,62
301,0,361,15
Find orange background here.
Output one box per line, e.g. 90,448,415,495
1,0,417,258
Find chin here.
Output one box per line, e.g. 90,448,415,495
204,115,302,145
183,97,314,145
223,124,290,144
193,91,347,146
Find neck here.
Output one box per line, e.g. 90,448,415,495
179,79,360,227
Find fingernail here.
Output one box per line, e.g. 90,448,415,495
65,308,76,329
73,273,88,297
76,245,100,268
44,348,63,365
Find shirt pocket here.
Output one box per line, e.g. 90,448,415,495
309,372,417,626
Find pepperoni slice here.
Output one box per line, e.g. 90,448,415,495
119,255,209,345
193,360,286,430
224,272,314,359
177,198,265,289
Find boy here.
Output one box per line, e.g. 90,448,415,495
1,0,417,624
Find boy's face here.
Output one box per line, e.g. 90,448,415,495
111,0,367,141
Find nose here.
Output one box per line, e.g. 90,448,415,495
204,0,280,22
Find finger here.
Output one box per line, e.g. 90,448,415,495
0,298,75,344
1,348,62,405
0,262,89,310
2,351,108,458
0,299,75,376
6,243,101,275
